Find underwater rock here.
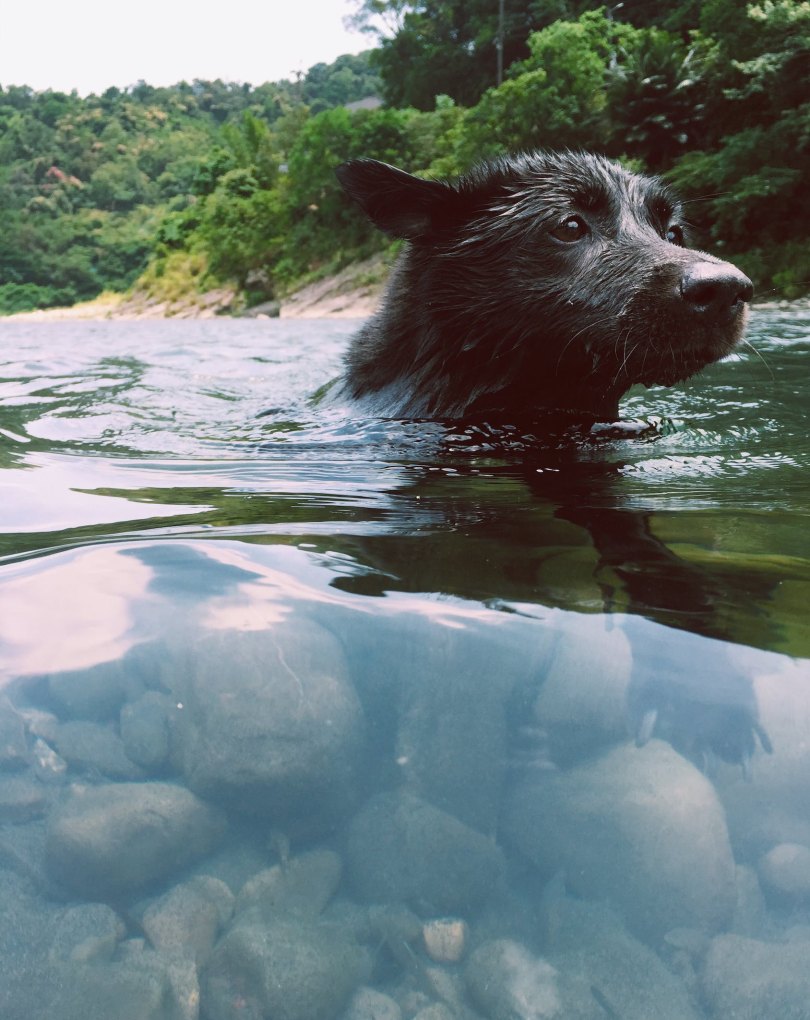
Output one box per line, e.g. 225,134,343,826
0,696,28,770
44,955,177,1020
392,618,528,834
202,919,369,1020
465,938,604,1020
345,790,504,915
730,863,767,937
502,739,736,941
141,875,233,962
532,615,632,762
48,659,137,721
46,781,225,898
422,917,468,963
410,1006,455,1020
344,986,402,1020
546,898,703,1020
718,658,810,857
120,692,173,772
758,842,810,902
52,720,145,780
0,773,46,822
702,932,810,1020
47,903,125,964
171,623,364,826
235,848,342,921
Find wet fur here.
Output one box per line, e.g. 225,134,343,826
336,152,752,422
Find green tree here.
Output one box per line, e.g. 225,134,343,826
458,10,625,161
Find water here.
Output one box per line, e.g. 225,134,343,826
0,308,809,1019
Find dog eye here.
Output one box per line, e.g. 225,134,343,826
551,216,588,242
666,224,684,246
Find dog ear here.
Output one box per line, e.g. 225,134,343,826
335,159,454,240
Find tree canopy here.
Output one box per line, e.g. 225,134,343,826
1,1,808,313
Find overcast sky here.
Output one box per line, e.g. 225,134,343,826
0,0,371,96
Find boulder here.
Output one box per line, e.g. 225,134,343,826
703,933,810,1020
465,938,604,1020
345,790,503,915
546,898,703,1020
120,692,173,772
53,721,145,780
141,875,233,962
202,920,369,1020
46,782,225,898
235,849,341,920
502,739,736,941
758,842,810,903
171,623,363,825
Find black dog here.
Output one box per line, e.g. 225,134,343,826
335,151,753,421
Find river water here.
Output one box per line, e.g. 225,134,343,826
0,307,808,1019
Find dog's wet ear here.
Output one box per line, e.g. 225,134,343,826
335,159,454,240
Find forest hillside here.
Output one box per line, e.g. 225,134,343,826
1,0,807,316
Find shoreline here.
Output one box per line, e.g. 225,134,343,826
1,255,387,324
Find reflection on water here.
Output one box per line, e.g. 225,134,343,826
0,307,809,1019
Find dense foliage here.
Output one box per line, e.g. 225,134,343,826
1,1,808,313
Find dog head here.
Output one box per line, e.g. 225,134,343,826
337,153,753,420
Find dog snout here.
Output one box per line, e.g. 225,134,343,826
679,262,754,323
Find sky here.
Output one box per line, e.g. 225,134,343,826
0,0,372,96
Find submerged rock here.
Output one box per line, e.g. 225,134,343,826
703,932,810,1020
171,623,364,826
141,875,234,962
234,848,341,921
758,842,810,903
202,920,369,1020
0,696,28,770
46,781,225,898
52,720,145,780
502,739,736,941
345,790,504,915
120,692,173,772
465,938,604,1020
547,898,703,1020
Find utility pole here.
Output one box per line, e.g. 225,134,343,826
496,0,505,85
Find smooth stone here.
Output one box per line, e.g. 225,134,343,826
532,614,632,761
202,920,369,1020
502,739,736,941
0,774,46,821
120,692,172,772
0,696,28,770
717,657,810,856
758,842,810,901
344,986,402,1020
411,1007,455,1020
466,938,604,1020
141,875,233,962
48,659,134,721
345,790,504,915
43,957,172,1020
422,917,467,963
546,898,703,1020
703,933,810,1020
46,782,225,898
53,721,145,780
235,849,341,920
48,903,125,963
171,624,364,825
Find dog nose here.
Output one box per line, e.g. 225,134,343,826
680,262,754,322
